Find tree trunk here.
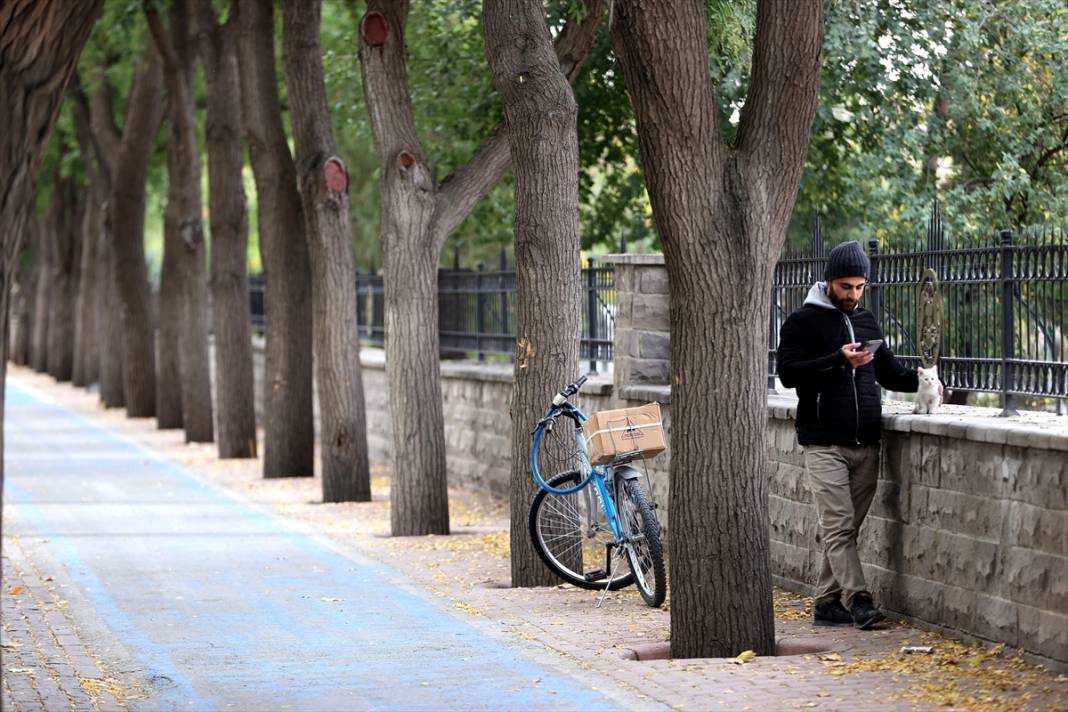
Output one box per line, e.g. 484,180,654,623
236,0,314,478
10,247,33,366
109,45,166,418
147,0,215,443
483,0,583,587
358,1,602,536
71,84,101,389
282,0,371,503
609,0,823,658
85,69,125,408
45,171,83,382
71,179,101,387
0,0,103,524
194,0,257,458
156,170,186,429
29,216,52,372
97,227,126,408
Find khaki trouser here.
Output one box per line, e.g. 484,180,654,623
804,443,880,608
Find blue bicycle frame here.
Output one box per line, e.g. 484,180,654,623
529,402,627,543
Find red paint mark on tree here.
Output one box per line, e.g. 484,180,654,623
398,151,416,169
361,12,388,47
324,157,348,192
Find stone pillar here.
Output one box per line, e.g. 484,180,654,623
600,254,670,388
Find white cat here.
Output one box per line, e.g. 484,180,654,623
913,366,941,414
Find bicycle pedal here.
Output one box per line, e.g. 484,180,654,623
583,570,608,581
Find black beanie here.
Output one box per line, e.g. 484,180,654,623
824,240,870,281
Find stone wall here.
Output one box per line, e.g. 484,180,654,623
767,397,1068,669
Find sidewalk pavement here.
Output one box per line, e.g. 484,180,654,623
4,365,1067,711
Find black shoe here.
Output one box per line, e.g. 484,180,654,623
850,593,886,630
813,598,853,626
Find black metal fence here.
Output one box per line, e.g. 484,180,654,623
249,208,1066,407
251,252,616,371
769,207,1067,411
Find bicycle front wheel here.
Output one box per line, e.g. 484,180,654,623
618,478,666,607
529,471,635,591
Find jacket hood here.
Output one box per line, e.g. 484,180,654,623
804,282,838,310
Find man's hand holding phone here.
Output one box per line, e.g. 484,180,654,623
842,341,876,368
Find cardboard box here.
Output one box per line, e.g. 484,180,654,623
581,403,666,465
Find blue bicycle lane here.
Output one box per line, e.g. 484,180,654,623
3,378,629,711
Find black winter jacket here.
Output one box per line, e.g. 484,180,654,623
777,283,918,446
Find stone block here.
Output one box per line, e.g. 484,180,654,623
638,331,671,361
942,584,978,633
1004,502,1067,555
915,435,942,487
769,495,816,549
914,488,1006,540
613,264,635,293
1001,547,1068,611
859,515,906,570
972,593,1019,648
768,460,809,503
906,485,931,528
1017,605,1068,665
1009,449,1067,510
631,293,670,331
770,540,817,588
629,358,669,385
871,478,909,523
940,439,1005,498
868,569,946,623
639,266,670,295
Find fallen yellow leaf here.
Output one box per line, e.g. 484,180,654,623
731,650,757,664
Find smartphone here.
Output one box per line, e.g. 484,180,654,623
861,339,883,353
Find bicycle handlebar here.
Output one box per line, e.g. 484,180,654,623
551,374,588,406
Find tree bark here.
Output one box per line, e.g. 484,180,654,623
70,83,101,389
236,0,314,478
609,0,823,658
194,0,257,459
483,0,583,587
0,0,103,524
156,152,186,429
147,0,215,443
86,68,125,408
358,1,602,536
29,216,51,372
45,170,83,382
282,0,371,503
10,244,33,366
108,45,166,418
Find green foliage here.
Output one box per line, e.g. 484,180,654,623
790,0,1068,250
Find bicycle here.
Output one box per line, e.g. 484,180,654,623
527,375,667,607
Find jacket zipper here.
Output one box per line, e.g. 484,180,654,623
842,313,860,445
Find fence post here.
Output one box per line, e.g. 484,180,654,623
867,238,881,323
998,228,1019,417
767,292,778,393
476,262,486,362
587,258,597,374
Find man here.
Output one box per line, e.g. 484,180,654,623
776,240,935,629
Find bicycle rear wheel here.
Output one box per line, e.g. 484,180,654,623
617,478,666,607
529,471,635,591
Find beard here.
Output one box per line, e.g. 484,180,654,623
828,290,857,312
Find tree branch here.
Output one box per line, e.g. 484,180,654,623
735,0,823,174
86,65,122,178
432,0,605,242
143,0,183,77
